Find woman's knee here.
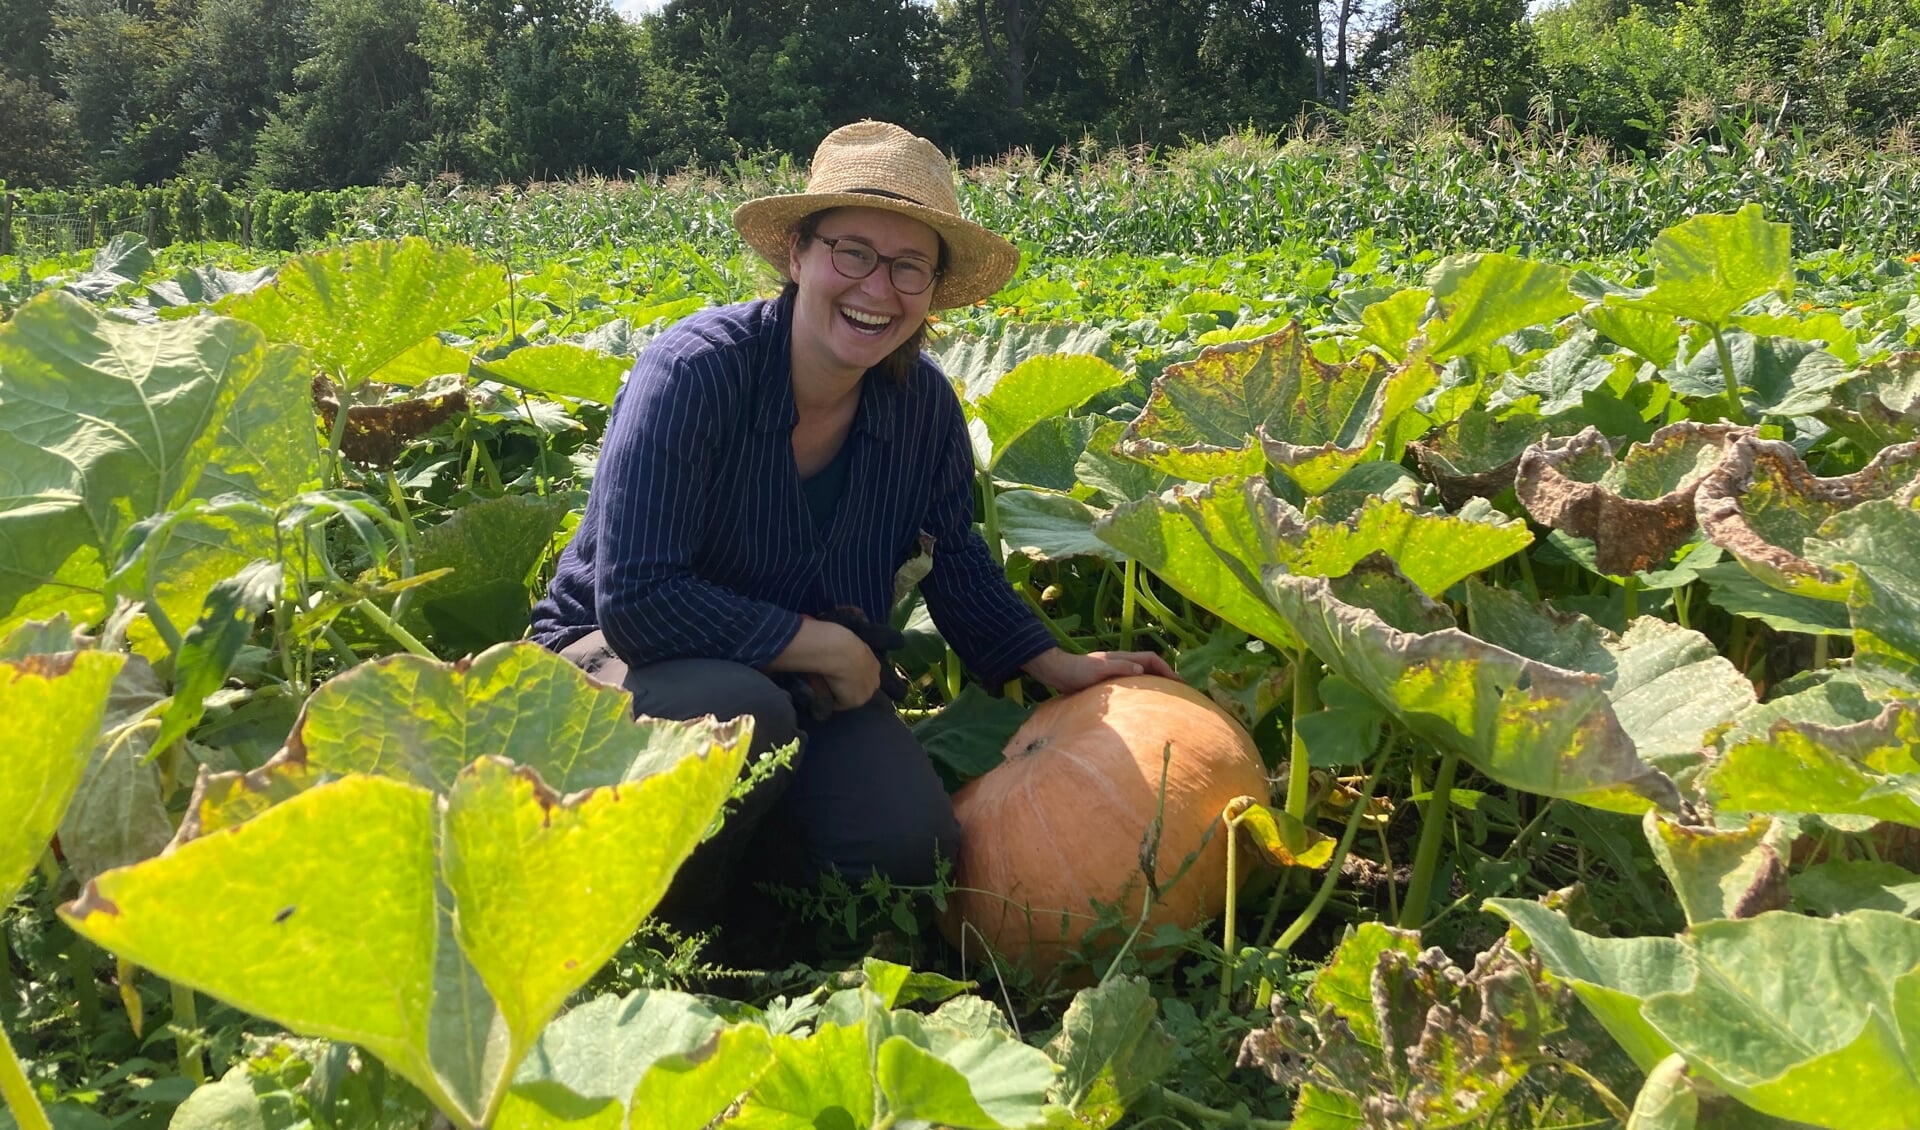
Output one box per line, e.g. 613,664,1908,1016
821,793,961,888
621,658,799,754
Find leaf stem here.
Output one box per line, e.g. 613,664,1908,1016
353,599,434,658
1155,1086,1292,1130
170,983,205,1085
1711,325,1748,425
1285,649,1319,821
1538,1052,1632,1122
978,471,1003,569
1121,557,1138,651
1267,752,1388,959
1219,803,1243,1012
0,1021,50,1130
1621,574,1639,623
1400,749,1460,929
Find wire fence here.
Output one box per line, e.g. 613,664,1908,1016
1,202,154,260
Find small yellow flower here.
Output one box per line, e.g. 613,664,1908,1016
1798,302,1814,311
1906,253,1920,264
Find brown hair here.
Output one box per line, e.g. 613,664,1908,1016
782,209,945,385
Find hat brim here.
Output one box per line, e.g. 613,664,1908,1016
733,192,1019,309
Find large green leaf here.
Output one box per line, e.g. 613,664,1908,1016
64,776,447,1109
1697,436,1920,601
64,684,748,1130
994,414,1104,492
994,489,1120,562
1706,700,1920,827
476,343,632,406
1095,477,1304,649
0,291,310,633
1615,205,1794,329
367,337,475,389
733,993,1058,1130
219,238,508,388
1639,911,1920,1128
1116,324,1432,491
967,354,1127,470
911,683,1033,790
154,560,283,753
1806,496,1920,696
1421,253,1582,362
60,234,154,303
1585,303,1684,369
1409,408,1548,509
1309,923,1423,1051
1266,566,1681,813
56,657,170,886
147,263,277,310
1667,334,1851,419
443,753,741,1062
931,323,1117,403
1356,289,1428,361
1074,419,1172,505
627,1023,774,1130
1482,329,1635,422
1697,561,1852,636
1463,582,1754,776
1643,814,1788,926
1819,352,1920,451
401,496,571,656
1097,480,1531,653
1285,496,1532,596
0,651,125,904
1790,860,1920,918
1043,978,1175,1129
1851,567,1920,700
285,642,750,794
1485,899,1689,1073
1734,309,1860,365
1515,422,1746,577
514,990,723,1108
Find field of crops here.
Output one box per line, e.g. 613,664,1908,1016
3,178,1920,1130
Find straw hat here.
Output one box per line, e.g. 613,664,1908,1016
733,121,1019,309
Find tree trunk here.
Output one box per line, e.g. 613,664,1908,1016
1335,0,1356,111
1313,0,1326,103
976,0,1037,113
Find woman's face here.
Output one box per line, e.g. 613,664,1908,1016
787,206,941,383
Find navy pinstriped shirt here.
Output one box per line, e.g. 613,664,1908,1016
529,295,1057,687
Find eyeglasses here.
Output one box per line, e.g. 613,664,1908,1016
814,236,939,296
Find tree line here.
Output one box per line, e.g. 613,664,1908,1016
2,0,1916,190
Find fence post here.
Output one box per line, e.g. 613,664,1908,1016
1,192,11,258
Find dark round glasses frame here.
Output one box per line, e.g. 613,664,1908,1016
814,236,940,296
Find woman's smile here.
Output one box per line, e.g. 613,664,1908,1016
788,206,940,383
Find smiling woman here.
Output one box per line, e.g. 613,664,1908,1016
527,121,1174,949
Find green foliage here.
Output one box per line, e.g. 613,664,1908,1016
5,205,1920,1130
0,289,313,635
1496,901,1920,1129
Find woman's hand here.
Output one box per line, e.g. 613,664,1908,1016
766,616,880,710
1021,646,1178,695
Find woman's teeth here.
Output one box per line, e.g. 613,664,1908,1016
840,307,892,335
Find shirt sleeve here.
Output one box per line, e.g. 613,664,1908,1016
916,380,1057,687
590,348,804,669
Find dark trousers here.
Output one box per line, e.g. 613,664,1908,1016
558,631,960,927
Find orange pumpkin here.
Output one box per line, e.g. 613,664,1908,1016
939,675,1270,977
